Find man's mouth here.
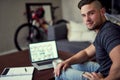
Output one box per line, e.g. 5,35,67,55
87,22,93,26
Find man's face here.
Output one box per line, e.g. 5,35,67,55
80,2,104,31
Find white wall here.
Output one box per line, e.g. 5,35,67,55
0,0,26,54
0,0,62,54
61,0,83,22
0,0,83,54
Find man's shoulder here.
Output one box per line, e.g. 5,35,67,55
104,21,120,29
96,21,120,41
101,21,120,33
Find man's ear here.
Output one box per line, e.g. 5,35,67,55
101,8,106,16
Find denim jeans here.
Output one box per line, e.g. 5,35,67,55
55,61,100,80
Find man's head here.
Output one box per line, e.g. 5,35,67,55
78,0,106,31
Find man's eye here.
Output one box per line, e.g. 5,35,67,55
89,12,94,15
81,14,86,17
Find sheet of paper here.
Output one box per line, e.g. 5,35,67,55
6,66,34,75
0,66,34,80
0,75,32,80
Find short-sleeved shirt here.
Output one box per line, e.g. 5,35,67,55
94,21,120,77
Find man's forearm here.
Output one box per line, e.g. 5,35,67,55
67,50,91,65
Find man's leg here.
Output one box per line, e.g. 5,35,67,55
55,61,100,80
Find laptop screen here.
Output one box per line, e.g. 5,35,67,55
29,41,58,63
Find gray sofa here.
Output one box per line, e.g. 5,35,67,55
47,22,91,54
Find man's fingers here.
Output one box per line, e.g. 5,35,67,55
55,65,62,76
54,68,60,76
91,72,104,79
62,64,68,71
54,62,64,77
91,72,99,78
53,61,70,77
82,72,93,79
83,72,104,80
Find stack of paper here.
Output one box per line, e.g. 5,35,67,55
0,66,34,80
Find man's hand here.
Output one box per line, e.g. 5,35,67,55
83,72,104,80
54,60,70,77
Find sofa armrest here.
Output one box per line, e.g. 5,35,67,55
47,23,67,40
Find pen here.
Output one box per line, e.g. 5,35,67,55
25,68,27,72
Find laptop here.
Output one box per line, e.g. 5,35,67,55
29,41,59,70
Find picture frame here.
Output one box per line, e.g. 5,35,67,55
25,3,53,24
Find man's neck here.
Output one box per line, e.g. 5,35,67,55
95,18,107,33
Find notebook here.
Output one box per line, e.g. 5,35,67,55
29,41,59,70
0,66,34,80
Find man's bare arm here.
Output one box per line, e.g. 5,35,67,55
54,44,96,76
66,44,96,65
103,45,120,80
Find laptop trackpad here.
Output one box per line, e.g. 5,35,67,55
32,62,53,70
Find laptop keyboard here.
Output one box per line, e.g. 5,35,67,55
37,60,52,65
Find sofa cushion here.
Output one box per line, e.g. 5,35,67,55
67,21,96,42
47,21,92,53
56,39,91,53
47,23,67,40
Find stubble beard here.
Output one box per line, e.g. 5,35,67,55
88,18,103,31
88,25,100,31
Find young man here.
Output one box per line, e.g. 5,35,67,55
54,0,120,80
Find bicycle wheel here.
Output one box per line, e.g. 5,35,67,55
14,23,44,51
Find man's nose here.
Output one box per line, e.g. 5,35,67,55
85,15,91,22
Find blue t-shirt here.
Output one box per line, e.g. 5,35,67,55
94,21,120,77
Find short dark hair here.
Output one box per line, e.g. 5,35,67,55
78,0,103,9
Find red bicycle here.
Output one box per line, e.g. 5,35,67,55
14,5,48,51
